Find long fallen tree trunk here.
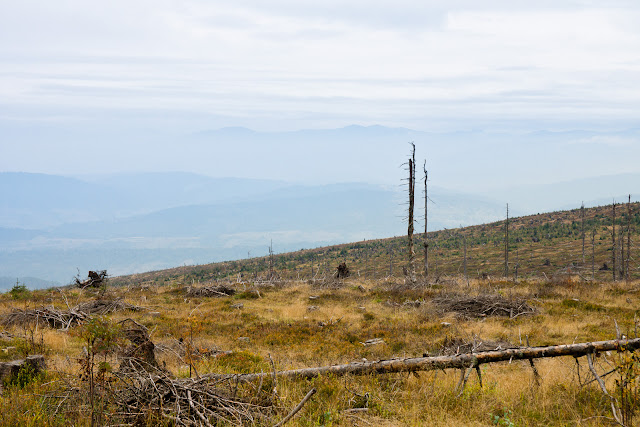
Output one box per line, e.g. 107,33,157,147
215,338,640,381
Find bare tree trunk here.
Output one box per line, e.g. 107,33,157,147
423,161,429,278
627,195,632,282
619,226,625,280
407,143,416,280
220,338,640,381
514,247,519,282
269,240,275,281
434,242,439,277
463,233,468,286
504,204,509,278
612,202,617,282
581,202,586,264
591,228,596,281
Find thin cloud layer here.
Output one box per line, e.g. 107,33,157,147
1,1,639,131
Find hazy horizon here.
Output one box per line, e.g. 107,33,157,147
2,1,639,286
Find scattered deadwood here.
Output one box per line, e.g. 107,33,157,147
2,299,144,330
186,285,236,297
74,298,143,315
2,307,88,329
433,293,536,318
110,370,275,426
75,270,108,289
215,338,640,382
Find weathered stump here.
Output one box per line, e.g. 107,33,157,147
0,355,46,392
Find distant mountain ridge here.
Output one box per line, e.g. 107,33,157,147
0,171,512,286
0,167,637,287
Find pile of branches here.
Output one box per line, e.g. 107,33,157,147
112,319,275,426
2,299,144,330
75,298,143,315
112,370,274,426
433,293,536,319
186,285,236,297
2,306,88,329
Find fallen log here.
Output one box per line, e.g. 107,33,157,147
215,338,640,381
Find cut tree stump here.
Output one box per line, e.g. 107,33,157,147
0,355,46,391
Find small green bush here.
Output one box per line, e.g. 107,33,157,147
9,283,31,300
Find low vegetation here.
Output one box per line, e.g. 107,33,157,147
0,203,638,426
0,274,638,426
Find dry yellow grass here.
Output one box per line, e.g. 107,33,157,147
0,277,637,425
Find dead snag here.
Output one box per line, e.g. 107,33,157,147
335,262,350,279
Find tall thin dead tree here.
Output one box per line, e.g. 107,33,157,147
620,226,625,280
627,195,632,282
463,232,468,286
591,228,596,281
423,161,429,278
406,142,416,280
269,240,275,281
581,202,586,264
504,203,509,278
612,202,617,282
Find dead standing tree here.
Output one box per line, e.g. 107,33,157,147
504,204,509,278
612,201,617,282
627,195,632,282
581,202,586,264
423,161,429,278
405,142,417,282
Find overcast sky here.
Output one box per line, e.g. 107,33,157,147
1,1,640,184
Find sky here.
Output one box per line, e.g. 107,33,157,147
1,0,640,184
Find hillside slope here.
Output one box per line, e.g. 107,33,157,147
113,201,640,286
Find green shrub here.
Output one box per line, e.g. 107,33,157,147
9,282,31,300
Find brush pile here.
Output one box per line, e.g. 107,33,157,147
112,319,275,426
2,306,88,329
111,371,274,426
75,298,143,315
186,285,236,297
2,299,144,330
433,293,536,319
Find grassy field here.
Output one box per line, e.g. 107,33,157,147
0,275,639,425
0,203,638,426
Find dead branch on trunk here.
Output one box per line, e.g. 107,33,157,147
211,338,640,382
437,336,516,356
